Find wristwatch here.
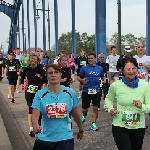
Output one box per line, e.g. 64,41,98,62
79,130,84,133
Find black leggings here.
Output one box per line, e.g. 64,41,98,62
112,125,145,150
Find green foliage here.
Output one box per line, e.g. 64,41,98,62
58,32,146,56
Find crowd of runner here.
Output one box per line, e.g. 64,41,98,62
0,42,150,150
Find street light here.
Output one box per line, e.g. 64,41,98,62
35,2,51,63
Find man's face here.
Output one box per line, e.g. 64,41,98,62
111,48,116,54
99,54,104,62
9,53,15,60
16,48,20,54
80,50,85,56
88,55,96,65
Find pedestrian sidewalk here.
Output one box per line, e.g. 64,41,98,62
0,114,13,150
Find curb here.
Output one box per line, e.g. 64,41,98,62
0,91,32,150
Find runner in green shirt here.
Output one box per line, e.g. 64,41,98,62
22,51,29,68
105,57,150,150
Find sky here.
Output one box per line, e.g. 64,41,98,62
0,0,146,52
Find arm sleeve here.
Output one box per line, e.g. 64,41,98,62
141,84,150,113
100,67,104,78
32,92,41,111
40,68,47,84
78,67,85,78
105,82,116,113
20,68,26,84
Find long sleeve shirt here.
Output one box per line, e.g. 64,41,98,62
105,79,150,129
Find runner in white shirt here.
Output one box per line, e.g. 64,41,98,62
15,48,22,93
134,42,150,82
106,46,120,84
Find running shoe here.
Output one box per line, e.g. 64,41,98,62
91,122,98,131
104,104,108,112
8,94,11,99
11,98,15,103
98,108,100,111
81,115,86,124
29,131,35,137
16,89,19,93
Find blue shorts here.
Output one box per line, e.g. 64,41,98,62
33,138,74,150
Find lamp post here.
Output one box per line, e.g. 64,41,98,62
117,0,121,55
35,2,51,63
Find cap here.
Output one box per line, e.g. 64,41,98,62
98,53,105,58
124,46,131,52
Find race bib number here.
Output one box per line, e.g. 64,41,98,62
80,61,86,66
122,111,140,127
27,85,38,93
137,72,147,79
46,103,67,119
88,88,97,94
9,66,16,71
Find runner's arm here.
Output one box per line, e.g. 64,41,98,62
32,109,41,126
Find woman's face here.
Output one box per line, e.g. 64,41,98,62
60,57,68,67
47,67,61,85
123,62,137,81
29,56,38,65
137,43,144,54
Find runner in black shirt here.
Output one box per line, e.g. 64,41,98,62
58,55,72,87
20,52,47,137
0,53,5,82
75,49,88,98
97,53,109,110
5,51,21,103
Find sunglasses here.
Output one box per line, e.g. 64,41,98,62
137,46,144,48
125,48,130,50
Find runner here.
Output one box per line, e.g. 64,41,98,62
39,51,49,68
97,53,109,110
32,64,83,150
105,57,150,150
68,53,76,82
15,48,22,93
20,52,47,137
59,55,72,87
0,53,5,82
5,51,21,103
21,50,29,70
75,49,88,98
117,45,132,79
106,46,120,84
134,42,150,82
77,52,105,131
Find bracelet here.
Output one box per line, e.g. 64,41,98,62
79,130,84,133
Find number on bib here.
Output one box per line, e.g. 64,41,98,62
88,88,97,94
122,111,140,127
27,85,38,93
9,66,16,71
46,103,67,119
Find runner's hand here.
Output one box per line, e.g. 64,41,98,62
33,125,42,134
21,84,24,90
133,100,142,109
82,78,88,84
110,109,118,116
17,72,20,75
35,74,41,78
77,132,83,141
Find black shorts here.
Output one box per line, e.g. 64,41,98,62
71,66,75,74
8,77,17,86
82,92,101,109
25,91,35,107
33,138,74,150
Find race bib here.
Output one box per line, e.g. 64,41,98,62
88,88,97,94
0,60,3,64
80,61,86,66
46,103,67,119
137,72,147,79
122,111,140,127
27,85,38,93
9,66,16,71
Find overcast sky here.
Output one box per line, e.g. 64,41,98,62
0,0,146,52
